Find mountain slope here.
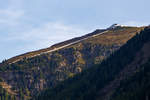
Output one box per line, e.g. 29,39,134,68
98,40,150,100
3,26,143,64
111,59,150,100
35,26,150,100
4,29,106,64
0,81,16,100
0,25,144,99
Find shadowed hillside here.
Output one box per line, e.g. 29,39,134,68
0,25,145,99
35,26,150,100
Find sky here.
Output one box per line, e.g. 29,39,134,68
0,0,150,62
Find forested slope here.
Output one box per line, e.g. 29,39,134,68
0,26,144,99
111,59,150,100
36,26,150,100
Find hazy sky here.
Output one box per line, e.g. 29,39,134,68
0,0,150,62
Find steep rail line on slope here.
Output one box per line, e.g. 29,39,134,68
10,31,108,64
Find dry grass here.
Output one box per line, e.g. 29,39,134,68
4,27,144,64
83,27,144,45
0,82,17,95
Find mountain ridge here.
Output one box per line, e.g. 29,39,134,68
35,26,150,100
0,25,146,99
2,29,107,64
2,25,144,65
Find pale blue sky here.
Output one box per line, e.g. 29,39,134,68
0,0,150,62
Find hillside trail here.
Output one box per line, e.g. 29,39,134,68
11,31,108,64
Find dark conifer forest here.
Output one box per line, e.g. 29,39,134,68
35,27,150,100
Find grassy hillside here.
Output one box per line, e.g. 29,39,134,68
35,26,150,100
3,27,143,64
4,29,107,64
0,26,144,99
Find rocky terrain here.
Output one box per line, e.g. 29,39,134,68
0,25,145,99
